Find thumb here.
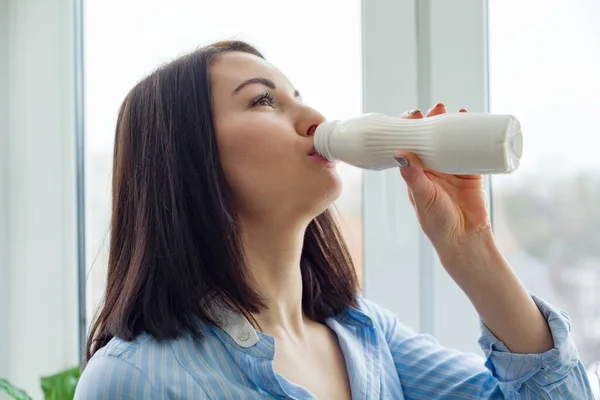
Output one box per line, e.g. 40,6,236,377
394,152,433,202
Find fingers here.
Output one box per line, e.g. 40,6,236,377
428,104,468,115
426,103,447,117
407,189,416,207
396,103,444,203
400,109,424,119
402,103,467,118
394,151,433,203
395,103,469,210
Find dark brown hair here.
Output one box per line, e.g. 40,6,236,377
86,40,359,362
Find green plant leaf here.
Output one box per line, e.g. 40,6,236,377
0,378,33,400
40,366,80,400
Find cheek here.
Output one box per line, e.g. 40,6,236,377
215,118,300,199
217,117,293,170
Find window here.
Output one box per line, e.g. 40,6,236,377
6,0,597,397
489,0,600,366
83,0,363,323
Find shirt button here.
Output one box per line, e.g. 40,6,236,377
238,331,251,342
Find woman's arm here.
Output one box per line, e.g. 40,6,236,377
390,103,593,398
394,103,556,356
438,228,553,355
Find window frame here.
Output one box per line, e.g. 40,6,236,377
1,0,80,397
362,0,491,354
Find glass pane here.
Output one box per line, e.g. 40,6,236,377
83,1,363,323
489,0,600,367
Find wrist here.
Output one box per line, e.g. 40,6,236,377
436,226,504,285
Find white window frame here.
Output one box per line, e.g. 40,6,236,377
0,0,10,380
1,0,80,397
362,0,490,354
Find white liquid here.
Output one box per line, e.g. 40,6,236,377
313,113,523,174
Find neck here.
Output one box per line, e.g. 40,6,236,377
240,216,309,338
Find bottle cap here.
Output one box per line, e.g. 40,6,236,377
313,121,340,161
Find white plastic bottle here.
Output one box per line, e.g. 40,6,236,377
313,112,523,174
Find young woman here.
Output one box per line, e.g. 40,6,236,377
75,41,592,399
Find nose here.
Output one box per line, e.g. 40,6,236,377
295,105,326,137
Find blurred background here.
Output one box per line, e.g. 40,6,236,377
1,0,599,398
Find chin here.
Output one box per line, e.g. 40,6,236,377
307,172,344,217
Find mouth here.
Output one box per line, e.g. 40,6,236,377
308,146,335,167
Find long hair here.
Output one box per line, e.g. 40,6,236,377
85,40,359,362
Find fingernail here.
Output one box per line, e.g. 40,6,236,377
408,109,421,115
459,108,467,112
434,103,445,108
395,156,409,167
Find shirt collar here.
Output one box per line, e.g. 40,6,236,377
204,301,260,348
210,300,374,348
215,306,260,348
340,305,375,328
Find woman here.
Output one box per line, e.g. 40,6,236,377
75,41,592,399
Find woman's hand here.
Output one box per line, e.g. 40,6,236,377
397,104,554,355
395,103,492,257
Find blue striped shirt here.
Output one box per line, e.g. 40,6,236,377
75,295,593,399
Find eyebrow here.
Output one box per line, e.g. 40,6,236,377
232,77,301,98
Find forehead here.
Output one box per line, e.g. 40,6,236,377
210,52,291,91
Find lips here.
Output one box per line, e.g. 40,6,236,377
308,148,335,167
308,146,325,159
311,153,329,162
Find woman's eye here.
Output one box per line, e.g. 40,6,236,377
249,91,275,108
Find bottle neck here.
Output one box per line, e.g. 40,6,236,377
313,120,340,161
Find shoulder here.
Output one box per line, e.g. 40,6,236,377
75,335,164,399
76,333,211,400
353,295,401,327
353,296,418,341
351,297,466,364
75,327,224,399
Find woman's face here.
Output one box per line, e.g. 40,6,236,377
210,52,342,222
